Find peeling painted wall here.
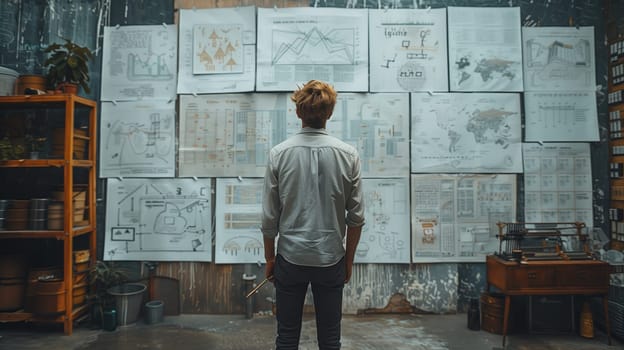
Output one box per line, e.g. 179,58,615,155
0,0,612,315
344,263,458,314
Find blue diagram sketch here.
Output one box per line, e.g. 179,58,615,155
369,8,448,92
328,93,410,177
178,93,297,177
356,178,410,263
100,101,175,177
104,178,212,262
522,26,595,91
101,25,177,100
215,178,264,264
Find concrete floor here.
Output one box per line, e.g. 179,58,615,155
0,313,620,350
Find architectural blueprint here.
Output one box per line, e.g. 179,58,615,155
522,26,595,91
411,174,516,262
328,93,410,177
215,178,264,264
368,8,448,92
524,91,599,142
411,92,522,173
447,7,523,92
178,7,256,93
256,7,368,92
104,178,212,261
523,143,593,228
101,25,177,101
356,178,411,263
178,93,298,177
100,101,175,177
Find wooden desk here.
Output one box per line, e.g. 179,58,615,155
486,255,612,346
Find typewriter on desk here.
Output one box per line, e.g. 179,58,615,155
495,221,594,262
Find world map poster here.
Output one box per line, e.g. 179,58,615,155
447,7,523,92
411,92,522,173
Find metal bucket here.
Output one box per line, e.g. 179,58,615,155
28,199,49,230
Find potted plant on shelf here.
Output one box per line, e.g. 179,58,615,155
43,39,93,94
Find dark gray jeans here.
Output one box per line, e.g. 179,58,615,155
274,254,346,350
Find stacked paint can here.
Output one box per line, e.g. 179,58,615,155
47,202,64,230
0,254,27,311
0,199,8,230
5,200,29,230
28,198,49,230
1,199,51,230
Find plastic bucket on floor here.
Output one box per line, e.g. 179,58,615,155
107,283,146,326
144,300,164,325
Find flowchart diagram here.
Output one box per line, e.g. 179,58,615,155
104,178,212,261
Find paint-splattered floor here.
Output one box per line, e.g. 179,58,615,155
0,313,620,350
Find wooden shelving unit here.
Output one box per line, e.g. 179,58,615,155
0,94,97,334
609,38,624,250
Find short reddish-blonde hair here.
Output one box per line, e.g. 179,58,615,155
291,80,337,128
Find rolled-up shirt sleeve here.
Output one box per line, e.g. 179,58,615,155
346,154,365,228
261,153,280,239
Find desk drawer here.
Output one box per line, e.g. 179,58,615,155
507,268,556,289
555,265,609,289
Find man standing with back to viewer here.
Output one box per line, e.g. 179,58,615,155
261,79,365,350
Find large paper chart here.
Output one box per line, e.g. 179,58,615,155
328,93,410,177
411,93,522,173
522,26,595,91
524,91,599,142
178,94,298,177
356,178,411,263
369,8,448,92
411,174,516,262
178,7,256,93
104,178,212,261
100,101,175,177
447,7,523,92
523,143,593,228
215,178,264,264
101,25,178,101
256,7,368,92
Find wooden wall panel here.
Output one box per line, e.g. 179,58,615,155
156,262,248,314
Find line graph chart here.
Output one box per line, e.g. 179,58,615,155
256,7,368,91
271,27,355,65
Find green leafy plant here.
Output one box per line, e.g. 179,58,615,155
89,261,129,322
43,39,93,93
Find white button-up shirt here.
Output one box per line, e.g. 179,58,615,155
261,127,365,267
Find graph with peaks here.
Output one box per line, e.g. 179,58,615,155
272,27,355,65
256,7,368,92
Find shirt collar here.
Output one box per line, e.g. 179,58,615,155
298,127,328,135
